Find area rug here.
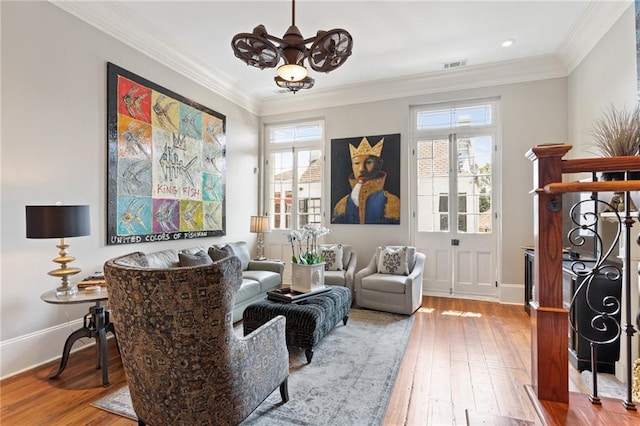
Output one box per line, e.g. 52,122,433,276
579,370,638,401
92,308,413,425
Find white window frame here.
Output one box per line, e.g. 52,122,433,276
264,120,325,231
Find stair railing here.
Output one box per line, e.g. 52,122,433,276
527,143,640,409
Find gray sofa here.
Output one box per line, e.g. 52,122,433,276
131,241,284,322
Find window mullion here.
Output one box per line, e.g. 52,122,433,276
291,146,299,230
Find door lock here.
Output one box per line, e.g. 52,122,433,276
451,239,460,246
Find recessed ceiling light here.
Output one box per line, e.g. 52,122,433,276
502,39,515,48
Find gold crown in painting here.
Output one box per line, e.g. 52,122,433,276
349,137,384,158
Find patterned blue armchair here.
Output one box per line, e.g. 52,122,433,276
104,253,289,426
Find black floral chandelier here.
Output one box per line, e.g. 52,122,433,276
231,0,353,93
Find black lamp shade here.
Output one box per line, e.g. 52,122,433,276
25,205,90,239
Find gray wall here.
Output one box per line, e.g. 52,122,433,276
1,1,260,377
568,5,637,155
261,78,568,304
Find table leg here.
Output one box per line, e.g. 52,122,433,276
50,305,113,387
49,318,92,380
97,327,109,387
91,305,110,387
105,312,120,353
305,348,314,363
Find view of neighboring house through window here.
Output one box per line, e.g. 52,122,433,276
414,104,493,233
265,120,324,231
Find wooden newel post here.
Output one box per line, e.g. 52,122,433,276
526,143,572,403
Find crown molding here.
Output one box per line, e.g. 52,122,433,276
557,0,632,74
49,1,261,115
50,0,628,118
259,55,568,116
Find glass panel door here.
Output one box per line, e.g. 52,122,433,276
412,100,498,299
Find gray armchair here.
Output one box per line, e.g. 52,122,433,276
104,253,289,426
354,246,425,315
320,243,357,293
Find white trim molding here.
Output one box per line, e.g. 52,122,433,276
0,318,93,380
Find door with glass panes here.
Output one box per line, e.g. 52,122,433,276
412,102,498,298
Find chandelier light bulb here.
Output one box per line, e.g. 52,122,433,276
277,64,308,82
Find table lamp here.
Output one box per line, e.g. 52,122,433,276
250,215,270,260
26,204,90,296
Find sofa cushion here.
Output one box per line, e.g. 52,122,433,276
321,244,343,271
113,252,149,267
361,274,407,294
377,246,410,275
178,250,213,267
235,279,261,303
208,245,230,261
227,242,250,270
145,249,179,268
243,270,281,293
209,242,250,271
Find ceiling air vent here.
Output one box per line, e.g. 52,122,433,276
443,60,467,69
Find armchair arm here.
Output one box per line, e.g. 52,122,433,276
344,250,358,292
247,259,285,277
238,315,289,400
403,252,425,313
407,252,425,282
354,253,378,304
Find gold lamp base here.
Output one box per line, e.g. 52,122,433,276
49,239,81,297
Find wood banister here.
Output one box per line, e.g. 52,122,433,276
528,143,640,409
562,156,640,174
528,144,571,403
543,180,640,194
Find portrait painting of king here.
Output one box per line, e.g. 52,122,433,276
331,133,401,224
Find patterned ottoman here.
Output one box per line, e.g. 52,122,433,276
243,286,351,363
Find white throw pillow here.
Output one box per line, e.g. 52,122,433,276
377,246,409,275
321,244,344,271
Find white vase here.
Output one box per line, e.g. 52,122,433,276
291,262,325,293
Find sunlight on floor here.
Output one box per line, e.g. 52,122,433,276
441,310,482,317
417,306,435,313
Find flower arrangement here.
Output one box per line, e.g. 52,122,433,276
286,224,331,265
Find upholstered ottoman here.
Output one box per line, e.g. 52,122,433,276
243,286,351,363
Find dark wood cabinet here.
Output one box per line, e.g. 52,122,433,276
524,249,534,315
523,249,621,373
563,261,621,373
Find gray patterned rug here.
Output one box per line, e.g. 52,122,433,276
92,308,413,425
579,370,638,401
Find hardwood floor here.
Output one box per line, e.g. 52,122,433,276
1,296,637,425
383,296,539,425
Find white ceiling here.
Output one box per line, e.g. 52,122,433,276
52,1,631,115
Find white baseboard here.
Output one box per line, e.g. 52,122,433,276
499,282,525,306
0,318,96,380
422,282,524,306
